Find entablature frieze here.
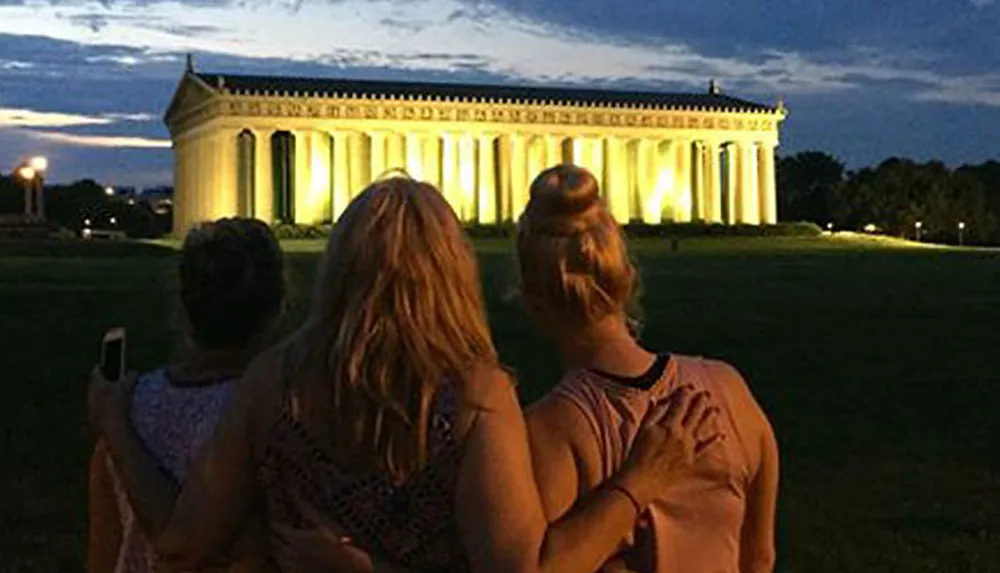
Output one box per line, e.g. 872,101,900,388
169,95,783,139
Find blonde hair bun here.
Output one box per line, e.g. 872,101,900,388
522,164,603,237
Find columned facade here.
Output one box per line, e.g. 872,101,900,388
165,70,786,236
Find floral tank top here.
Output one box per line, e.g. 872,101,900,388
106,368,236,573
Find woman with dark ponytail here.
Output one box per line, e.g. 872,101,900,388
88,217,286,573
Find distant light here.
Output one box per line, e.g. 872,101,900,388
826,222,833,231
29,156,48,172
864,223,877,233
105,186,114,196
18,166,36,180
81,228,92,239
109,216,117,225
83,218,91,227
127,198,135,205
958,222,966,230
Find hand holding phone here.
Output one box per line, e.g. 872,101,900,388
100,327,126,382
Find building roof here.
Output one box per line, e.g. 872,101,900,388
192,72,781,114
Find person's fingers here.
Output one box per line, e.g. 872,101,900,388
646,385,693,426
694,405,721,435
694,432,725,455
681,391,711,428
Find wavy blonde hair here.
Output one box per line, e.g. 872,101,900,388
293,176,497,482
516,164,641,333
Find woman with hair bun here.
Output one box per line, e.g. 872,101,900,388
520,164,780,573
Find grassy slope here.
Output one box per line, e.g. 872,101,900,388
1,235,997,571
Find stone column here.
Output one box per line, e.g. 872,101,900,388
349,132,371,194
422,135,443,191
369,131,388,180
34,177,45,220
705,142,722,223
387,132,406,173
574,137,605,189
457,133,478,222
637,139,660,224
723,143,738,224
674,141,693,222
216,129,239,220
253,130,273,223
544,135,563,168
171,140,184,235
758,142,777,224
526,135,546,185
441,133,461,215
604,137,630,224
405,133,425,181
509,134,530,221
477,134,497,225
311,132,333,223
496,136,512,223
331,131,351,221
738,142,760,224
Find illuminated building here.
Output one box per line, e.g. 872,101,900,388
165,57,786,236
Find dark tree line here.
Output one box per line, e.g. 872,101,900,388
778,152,1000,245
0,174,169,237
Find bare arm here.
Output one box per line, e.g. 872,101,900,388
525,396,590,522
87,441,122,573
739,420,779,573
456,370,717,573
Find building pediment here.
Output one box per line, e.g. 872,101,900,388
163,73,217,136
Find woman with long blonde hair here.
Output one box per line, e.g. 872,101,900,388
520,164,779,573
89,176,722,572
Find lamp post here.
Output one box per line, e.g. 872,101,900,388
958,221,966,247
15,165,35,218
915,220,923,242
14,156,48,220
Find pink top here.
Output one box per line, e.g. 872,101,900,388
552,354,763,573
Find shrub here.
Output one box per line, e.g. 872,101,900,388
269,221,823,240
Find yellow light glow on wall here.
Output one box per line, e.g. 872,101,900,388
458,136,476,222
301,133,332,223
644,167,673,224
406,134,424,181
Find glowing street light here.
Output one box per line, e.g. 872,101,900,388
17,166,36,181
915,220,923,242
109,216,117,225
29,156,48,172
958,221,966,246
105,186,115,196
826,222,834,232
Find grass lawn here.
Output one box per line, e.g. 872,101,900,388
1,235,998,572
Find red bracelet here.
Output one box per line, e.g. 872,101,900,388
612,483,643,516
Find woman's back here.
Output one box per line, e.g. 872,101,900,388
546,354,768,573
256,371,469,573
109,368,236,572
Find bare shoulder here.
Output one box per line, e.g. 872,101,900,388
526,388,593,447
701,358,777,468
236,343,293,444
460,363,519,412
700,358,763,412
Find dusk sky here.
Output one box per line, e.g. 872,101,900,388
0,0,998,187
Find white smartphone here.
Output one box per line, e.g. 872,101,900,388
100,327,126,382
